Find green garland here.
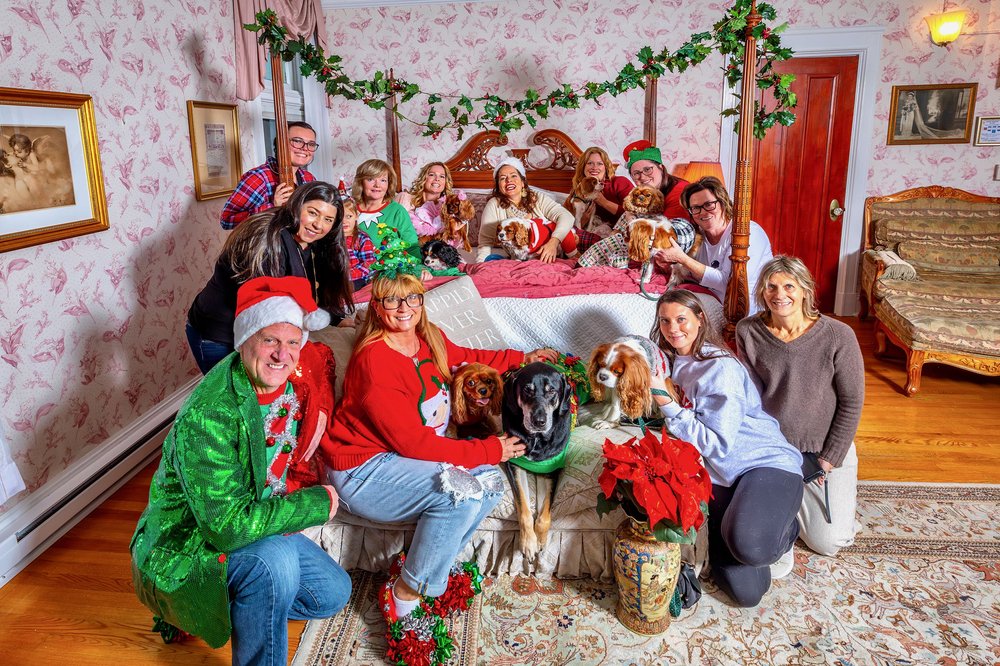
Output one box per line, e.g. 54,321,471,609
245,0,796,140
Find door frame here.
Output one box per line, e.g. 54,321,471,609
719,26,885,316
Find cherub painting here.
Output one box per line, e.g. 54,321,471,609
0,125,75,215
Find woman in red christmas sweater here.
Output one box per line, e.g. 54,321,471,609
323,268,555,664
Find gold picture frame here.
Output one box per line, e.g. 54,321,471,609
187,100,242,201
886,83,978,146
1,87,109,253
973,116,1000,146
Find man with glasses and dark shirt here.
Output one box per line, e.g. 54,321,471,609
220,121,319,229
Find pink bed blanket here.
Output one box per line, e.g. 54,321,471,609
352,259,673,303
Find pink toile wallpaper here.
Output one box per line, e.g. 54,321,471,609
0,0,255,516
323,0,999,195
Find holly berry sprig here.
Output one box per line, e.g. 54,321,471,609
245,0,795,140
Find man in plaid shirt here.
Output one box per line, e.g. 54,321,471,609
219,122,319,230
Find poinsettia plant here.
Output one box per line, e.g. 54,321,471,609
596,429,712,544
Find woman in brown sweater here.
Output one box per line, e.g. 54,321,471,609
736,255,865,558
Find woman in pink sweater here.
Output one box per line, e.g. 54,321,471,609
322,271,554,664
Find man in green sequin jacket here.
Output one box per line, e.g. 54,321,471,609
130,276,350,665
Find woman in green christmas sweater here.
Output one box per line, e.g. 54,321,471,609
322,267,555,665
352,158,419,254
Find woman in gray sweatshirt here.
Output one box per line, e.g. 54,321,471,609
649,289,803,608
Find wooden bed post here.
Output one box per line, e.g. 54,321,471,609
643,75,657,145
724,0,761,339
269,50,294,187
386,68,402,184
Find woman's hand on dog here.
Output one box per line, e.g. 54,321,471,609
498,434,527,462
649,375,674,406
524,347,558,364
538,237,560,263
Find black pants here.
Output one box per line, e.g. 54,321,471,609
708,467,803,608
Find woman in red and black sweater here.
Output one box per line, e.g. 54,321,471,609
322,272,555,662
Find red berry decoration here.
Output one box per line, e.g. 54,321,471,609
266,436,276,447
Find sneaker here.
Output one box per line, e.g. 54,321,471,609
421,560,484,618
380,577,454,666
770,546,795,579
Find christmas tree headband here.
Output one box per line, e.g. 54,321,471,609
369,223,422,280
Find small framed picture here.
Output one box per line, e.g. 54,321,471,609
1,87,109,253
973,116,1000,147
186,100,242,201
886,83,978,146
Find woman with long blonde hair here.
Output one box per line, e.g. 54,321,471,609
322,256,555,665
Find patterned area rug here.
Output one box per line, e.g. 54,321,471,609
292,482,1000,666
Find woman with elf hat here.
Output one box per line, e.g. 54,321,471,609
322,228,557,665
132,276,351,665
620,139,692,221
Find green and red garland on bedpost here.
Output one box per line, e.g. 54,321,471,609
245,0,796,140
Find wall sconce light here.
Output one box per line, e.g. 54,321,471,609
925,10,968,46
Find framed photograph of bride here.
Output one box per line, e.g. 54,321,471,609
0,87,109,253
886,82,978,146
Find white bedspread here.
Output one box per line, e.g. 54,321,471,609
484,291,725,356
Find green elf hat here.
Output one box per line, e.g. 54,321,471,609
623,139,662,171
369,224,422,280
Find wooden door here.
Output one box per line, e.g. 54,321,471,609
751,56,858,313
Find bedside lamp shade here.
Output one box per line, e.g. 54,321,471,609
682,161,725,186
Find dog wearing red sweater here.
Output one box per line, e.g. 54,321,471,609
497,217,579,261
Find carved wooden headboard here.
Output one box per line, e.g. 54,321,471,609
442,129,586,193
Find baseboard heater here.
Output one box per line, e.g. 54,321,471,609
14,413,175,543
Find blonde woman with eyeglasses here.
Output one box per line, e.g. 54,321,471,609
322,269,555,664
651,176,774,314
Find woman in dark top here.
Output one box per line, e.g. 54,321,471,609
186,181,353,373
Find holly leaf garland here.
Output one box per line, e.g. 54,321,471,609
245,0,796,140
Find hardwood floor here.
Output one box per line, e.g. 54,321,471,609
0,317,996,664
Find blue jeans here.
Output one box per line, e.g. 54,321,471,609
226,533,351,666
185,322,234,374
328,453,503,597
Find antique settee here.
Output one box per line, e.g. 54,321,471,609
859,186,1000,395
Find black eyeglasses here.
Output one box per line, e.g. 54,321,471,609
688,200,720,215
630,165,657,179
380,293,423,310
289,137,320,152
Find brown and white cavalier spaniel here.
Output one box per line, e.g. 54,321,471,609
438,191,475,252
588,335,676,429
451,363,503,438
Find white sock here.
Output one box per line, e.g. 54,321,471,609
392,581,420,618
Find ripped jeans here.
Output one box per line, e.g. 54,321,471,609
327,453,503,597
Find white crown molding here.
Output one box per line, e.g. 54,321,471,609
322,0,494,9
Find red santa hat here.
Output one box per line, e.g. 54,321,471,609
233,276,330,348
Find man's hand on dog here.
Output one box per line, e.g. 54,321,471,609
524,347,558,364
499,434,527,462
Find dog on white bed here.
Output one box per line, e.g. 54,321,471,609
588,335,677,429
496,217,580,261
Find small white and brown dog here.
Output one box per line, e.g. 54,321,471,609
588,335,677,429
496,217,580,261
621,185,703,288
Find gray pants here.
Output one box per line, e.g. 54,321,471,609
799,443,859,556
708,466,803,608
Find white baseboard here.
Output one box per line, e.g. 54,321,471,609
0,377,199,588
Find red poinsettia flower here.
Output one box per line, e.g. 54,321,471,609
596,429,712,542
